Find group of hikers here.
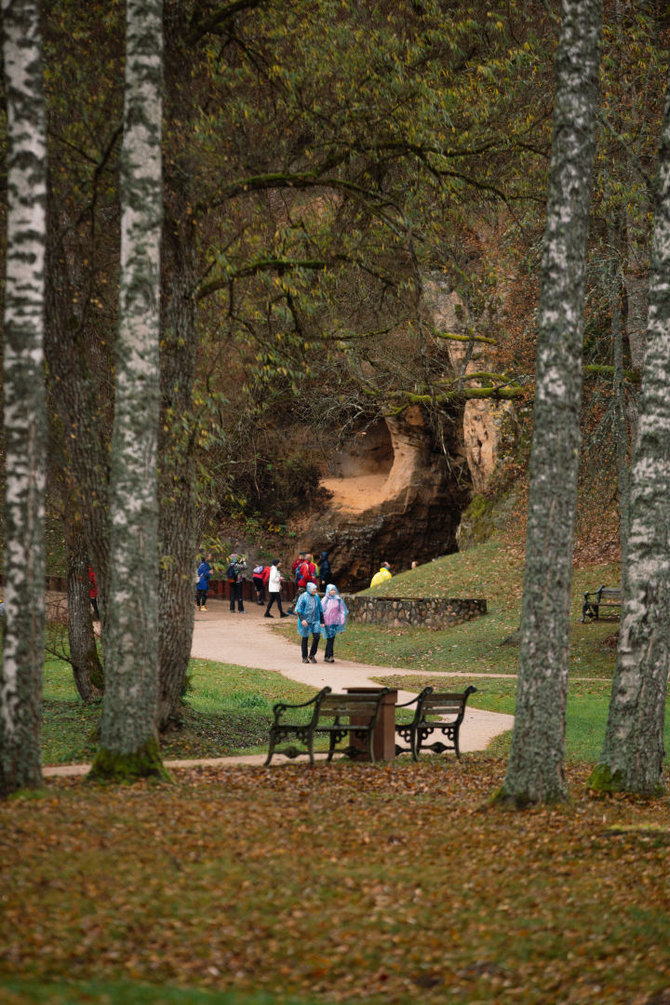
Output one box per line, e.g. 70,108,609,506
195,548,393,663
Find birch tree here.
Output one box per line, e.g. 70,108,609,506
495,0,601,807
89,0,168,782
0,0,48,798
588,80,670,797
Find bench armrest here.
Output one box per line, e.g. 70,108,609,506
395,686,433,710
271,686,332,724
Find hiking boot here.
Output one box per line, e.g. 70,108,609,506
309,655,317,664
324,656,334,663
264,613,273,618
280,613,289,618
201,606,207,611
302,658,310,664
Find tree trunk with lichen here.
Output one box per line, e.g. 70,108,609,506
65,526,103,702
156,6,200,731
90,0,169,783
495,0,601,807
0,0,48,798
588,82,670,798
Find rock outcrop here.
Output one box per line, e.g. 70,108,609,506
303,407,469,591
301,278,518,590
423,274,519,494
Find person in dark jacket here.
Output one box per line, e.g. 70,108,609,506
318,551,332,590
226,553,247,613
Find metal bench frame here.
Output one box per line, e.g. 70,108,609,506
265,686,332,765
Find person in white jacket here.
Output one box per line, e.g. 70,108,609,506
264,559,288,618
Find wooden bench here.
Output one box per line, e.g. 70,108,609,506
581,585,622,622
394,685,477,761
265,686,391,765
265,686,332,765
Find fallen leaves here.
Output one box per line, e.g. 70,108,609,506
1,760,670,1004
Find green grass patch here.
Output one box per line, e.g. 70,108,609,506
42,657,320,765
372,672,670,764
0,979,314,1004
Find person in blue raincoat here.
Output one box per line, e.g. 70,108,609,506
295,581,323,663
321,583,348,663
196,553,212,611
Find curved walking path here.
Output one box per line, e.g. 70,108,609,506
43,597,514,777
189,599,514,754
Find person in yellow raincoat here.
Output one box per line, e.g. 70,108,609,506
370,562,392,588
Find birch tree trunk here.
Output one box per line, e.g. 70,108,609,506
90,0,169,781
0,0,48,798
589,81,670,797
495,0,601,807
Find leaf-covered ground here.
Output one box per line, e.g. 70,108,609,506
2,760,670,1005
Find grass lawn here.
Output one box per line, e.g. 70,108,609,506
320,541,623,680
42,656,320,764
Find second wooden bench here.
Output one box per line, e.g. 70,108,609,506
395,685,478,761
581,585,622,622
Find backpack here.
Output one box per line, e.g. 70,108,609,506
298,561,310,583
226,562,238,582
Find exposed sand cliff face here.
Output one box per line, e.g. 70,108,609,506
303,279,518,591
305,408,469,591
424,275,518,495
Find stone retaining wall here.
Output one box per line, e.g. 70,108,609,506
345,595,486,629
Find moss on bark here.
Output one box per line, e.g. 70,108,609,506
88,737,172,784
587,762,666,797
490,785,569,810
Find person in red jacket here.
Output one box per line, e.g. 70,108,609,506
297,553,317,589
89,565,100,621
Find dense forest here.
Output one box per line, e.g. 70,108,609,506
35,0,666,565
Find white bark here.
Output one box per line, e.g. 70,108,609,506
498,0,601,806
0,0,48,796
94,0,165,769
592,80,670,796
